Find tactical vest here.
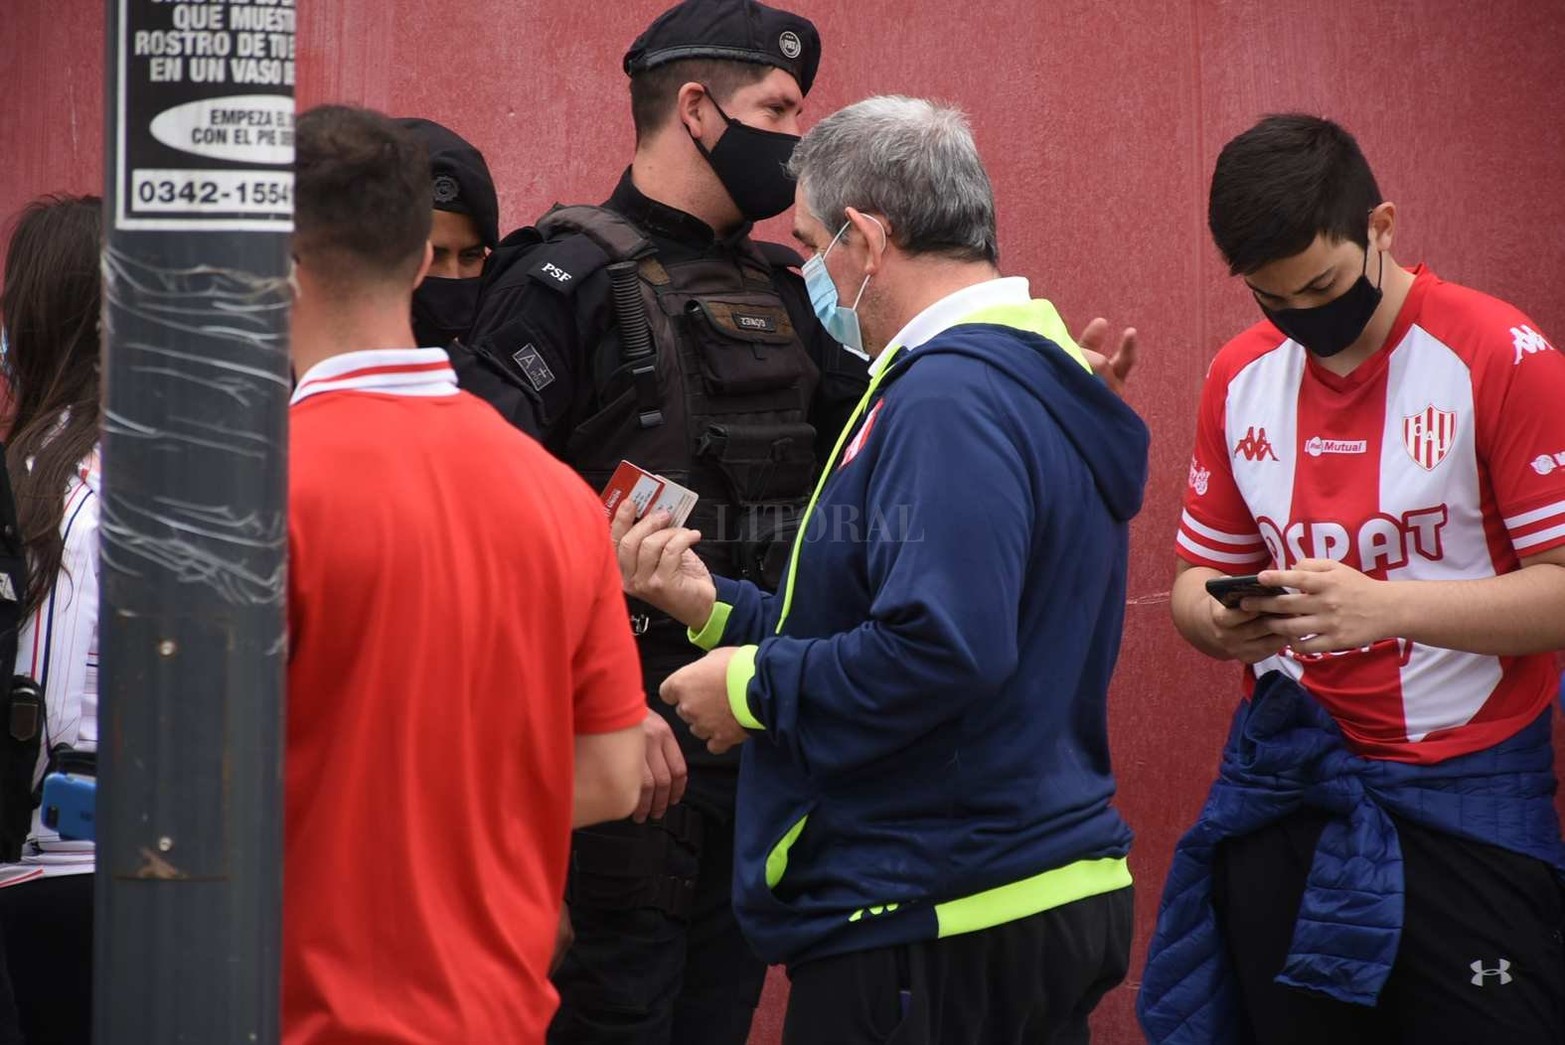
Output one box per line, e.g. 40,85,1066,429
536,205,820,590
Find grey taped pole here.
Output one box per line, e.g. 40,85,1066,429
97,0,295,1041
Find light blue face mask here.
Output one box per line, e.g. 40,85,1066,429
802,216,884,362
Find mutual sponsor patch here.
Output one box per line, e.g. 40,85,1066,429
512,343,556,391
1304,436,1368,457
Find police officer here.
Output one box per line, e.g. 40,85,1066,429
456,3,865,1042
396,118,501,350
400,117,548,432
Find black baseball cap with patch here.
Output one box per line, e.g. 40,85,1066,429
623,0,821,96
395,117,500,249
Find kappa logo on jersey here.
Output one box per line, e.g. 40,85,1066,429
1305,436,1368,457
1233,426,1279,462
1531,451,1565,476
1470,959,1513,987
1402,405,1457,471
840,400,885,469
1188,457,1210,496
1511,324,1555,365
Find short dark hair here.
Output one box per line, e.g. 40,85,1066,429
1208,114,1383,276
294,105,431,289
629,58,771,142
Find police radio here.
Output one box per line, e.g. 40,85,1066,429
1,676,44,861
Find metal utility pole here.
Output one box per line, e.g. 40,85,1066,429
98,0,296,1040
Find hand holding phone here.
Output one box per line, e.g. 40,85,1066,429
1204,574,1287,610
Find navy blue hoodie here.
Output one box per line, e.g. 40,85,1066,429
690,298,1149,966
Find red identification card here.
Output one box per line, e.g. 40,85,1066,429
601,460,698,528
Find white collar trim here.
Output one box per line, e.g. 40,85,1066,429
868,276,1031,378
292,348,458,406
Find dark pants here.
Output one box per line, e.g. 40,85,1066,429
0,919,22,1045
549,798,767,1045
782,887,1133,1045
0,873,93,1045
1214,808,1565,1044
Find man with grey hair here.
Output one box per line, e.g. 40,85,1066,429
614,95,1149,1042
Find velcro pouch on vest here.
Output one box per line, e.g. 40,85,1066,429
697,421,818,505
685,297,801,397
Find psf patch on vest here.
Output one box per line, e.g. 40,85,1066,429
512,344,557,391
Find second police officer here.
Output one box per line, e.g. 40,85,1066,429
457,2,866,1042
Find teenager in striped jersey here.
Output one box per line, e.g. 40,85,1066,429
1142,115,1565,1045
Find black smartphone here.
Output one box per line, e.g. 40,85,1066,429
1204,574,1287,610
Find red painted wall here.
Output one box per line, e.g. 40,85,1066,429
5,2,1564,1042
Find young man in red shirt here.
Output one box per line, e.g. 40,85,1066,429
283,105,647,1044
1142,114,1565,1044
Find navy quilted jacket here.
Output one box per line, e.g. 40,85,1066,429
1138,671,1563,1044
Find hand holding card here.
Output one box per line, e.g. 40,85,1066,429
601,460,699,528
604,464,715,630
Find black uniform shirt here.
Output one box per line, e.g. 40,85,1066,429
453,170,866,464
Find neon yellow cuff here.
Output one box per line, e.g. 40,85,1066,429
688,601,733,652
726,645,763,732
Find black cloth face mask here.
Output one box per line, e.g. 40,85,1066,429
412,276,482,349
1261,247,1385,359
693,89,801,222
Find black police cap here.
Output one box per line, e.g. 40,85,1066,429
623,0,821,96
395,118,500,249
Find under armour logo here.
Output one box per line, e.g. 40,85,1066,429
1470,959,1513,986
1512,325,1555,365
1233,426,1279,462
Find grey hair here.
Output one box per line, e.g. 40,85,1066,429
787,96,998,264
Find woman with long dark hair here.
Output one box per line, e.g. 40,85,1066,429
0,194,103,1045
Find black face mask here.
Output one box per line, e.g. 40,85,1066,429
411,276,482,348
693,90,801,222
1261,248,1385,359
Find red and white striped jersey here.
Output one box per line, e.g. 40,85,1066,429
1177,267,1565,763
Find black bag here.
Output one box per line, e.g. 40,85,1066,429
0,445,36,863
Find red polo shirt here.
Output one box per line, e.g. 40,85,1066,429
284,348,644,1044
